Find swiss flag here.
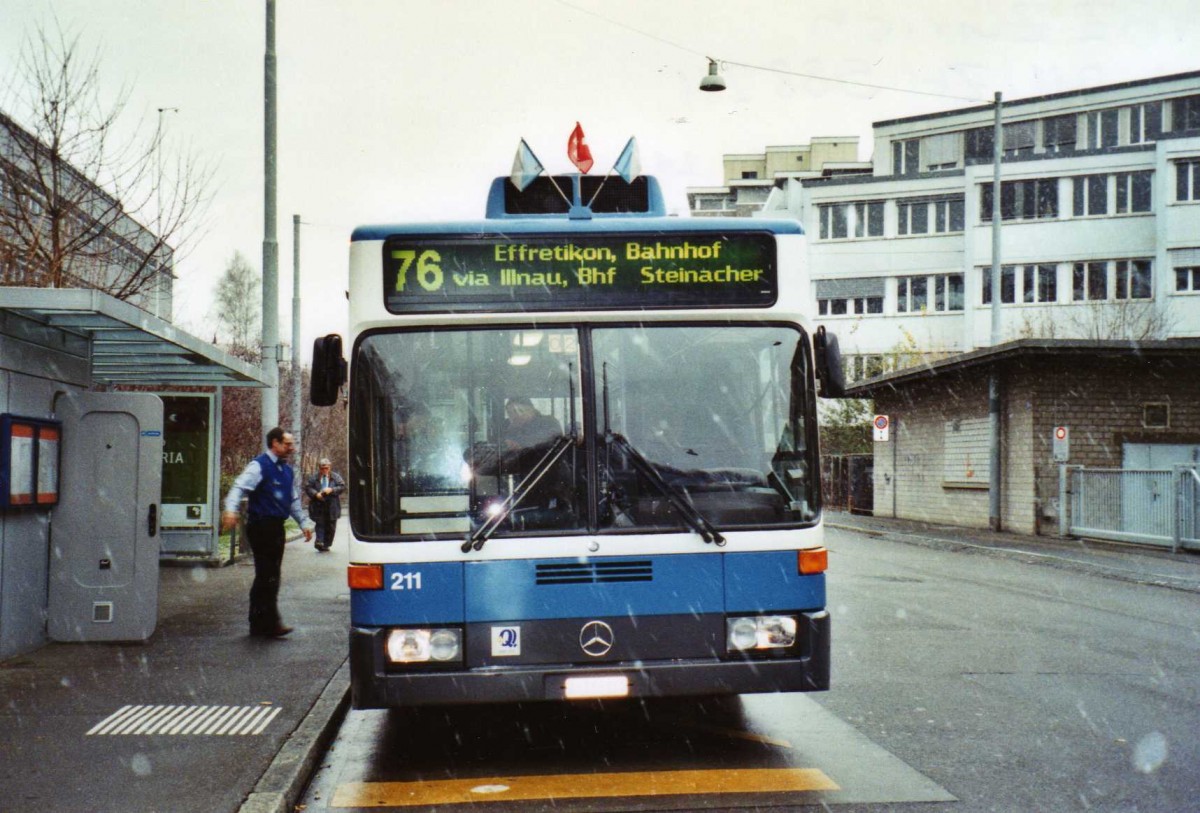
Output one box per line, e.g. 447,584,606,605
567,122,594,174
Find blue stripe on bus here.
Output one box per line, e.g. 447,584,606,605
351,217,804,242
351,563,464,626
349,551,826,627
723,550,825,612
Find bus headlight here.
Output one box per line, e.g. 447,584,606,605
386,628,463,663
726,615,798,651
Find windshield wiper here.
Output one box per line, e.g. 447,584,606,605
607,432,726,546
463,434,575,553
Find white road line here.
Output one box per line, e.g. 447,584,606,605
250,706,282,735
179,705,223,735
87,705,283,736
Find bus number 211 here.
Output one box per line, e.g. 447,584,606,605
392,250,443,292
391,572,423,591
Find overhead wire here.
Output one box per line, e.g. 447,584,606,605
550,0,991,104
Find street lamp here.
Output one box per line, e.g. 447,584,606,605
700,59,726,92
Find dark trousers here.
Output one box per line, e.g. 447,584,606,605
246,517,286,632
312,510,337,549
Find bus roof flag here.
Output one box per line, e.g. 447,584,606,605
613,137,641,183
567,122,594,174
510,139,544,191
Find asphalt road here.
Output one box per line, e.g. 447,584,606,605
299,526,1200,812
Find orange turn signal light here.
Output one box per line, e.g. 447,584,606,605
798,547,828,575
348,563,384,590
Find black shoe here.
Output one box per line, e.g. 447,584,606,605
251,625,293,638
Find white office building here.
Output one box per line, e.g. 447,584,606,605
690,70,1200,381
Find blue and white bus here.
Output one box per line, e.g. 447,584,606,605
311,173,844,708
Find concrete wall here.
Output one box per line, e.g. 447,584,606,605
869,352,1200,537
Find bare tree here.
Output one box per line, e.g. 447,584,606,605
214,251,261,356
0,20,212,307
1065,298,1177,342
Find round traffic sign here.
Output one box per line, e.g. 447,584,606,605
873,415,889,430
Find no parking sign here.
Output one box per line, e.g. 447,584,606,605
873,414,890,442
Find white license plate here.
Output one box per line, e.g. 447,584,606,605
563,675,630,699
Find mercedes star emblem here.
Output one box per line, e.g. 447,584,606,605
579,620,615,657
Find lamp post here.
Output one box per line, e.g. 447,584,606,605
262,0,280,438
292,214,302,469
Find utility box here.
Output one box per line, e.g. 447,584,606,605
48,391,163,642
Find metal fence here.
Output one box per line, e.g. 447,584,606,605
822,454,874,515
1065,466,1200,552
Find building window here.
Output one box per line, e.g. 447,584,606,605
1172,95,1200,132
897,200,930,235
981,179,1058,222
1021,265,1058,303
899,274,960,313
896,275,928,312
933,198,965,232
1003,121,1036,157
1176,266,1200,292
849,354,887,382
1143,403,1170,429
1073,174,1109,217
1115,260,1153,300
965,127,994,162
1073,261,1108,301
741,171,759,179
933,273,965,311
821,202,883,239
818,204,848,239
1129,102,1163,144
892,139,920,174
1176,160,1200,202
1086,109,1119,149
981,266,1017,305
1043,114,1077,153
1116,171,1153,213
818,296,882,316
853,201,885,237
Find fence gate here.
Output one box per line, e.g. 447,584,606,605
1065,466,1200,552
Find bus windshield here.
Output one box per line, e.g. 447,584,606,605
350,324,817,540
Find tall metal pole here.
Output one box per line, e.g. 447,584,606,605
292,214,302,470
261,0,280,439
988,91,1003,532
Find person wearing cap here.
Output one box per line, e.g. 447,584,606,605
304,458,346,552
221,427,314,638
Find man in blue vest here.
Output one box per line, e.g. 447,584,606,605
220,427,314,638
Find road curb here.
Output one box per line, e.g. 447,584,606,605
239,659,352,813
826,521,1200,594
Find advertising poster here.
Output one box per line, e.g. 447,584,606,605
160,395,212,527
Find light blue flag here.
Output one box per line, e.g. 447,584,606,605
510,139,544,191
613,137,641,183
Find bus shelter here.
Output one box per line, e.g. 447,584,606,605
0,287,266,658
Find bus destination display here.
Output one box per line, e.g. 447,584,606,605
382,232,777,313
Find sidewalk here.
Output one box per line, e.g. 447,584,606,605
0,524,351,813
826,510,1200,593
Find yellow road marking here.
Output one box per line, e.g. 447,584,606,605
331,768,839,808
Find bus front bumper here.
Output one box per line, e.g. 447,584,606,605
348,610,829,708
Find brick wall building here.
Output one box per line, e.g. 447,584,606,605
844,339,1200,535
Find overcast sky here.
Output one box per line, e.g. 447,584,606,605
1,0,1197,357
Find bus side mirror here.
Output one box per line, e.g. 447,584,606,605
814,326,846,399
311,334,346,406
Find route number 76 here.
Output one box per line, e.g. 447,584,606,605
392,249,443,292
